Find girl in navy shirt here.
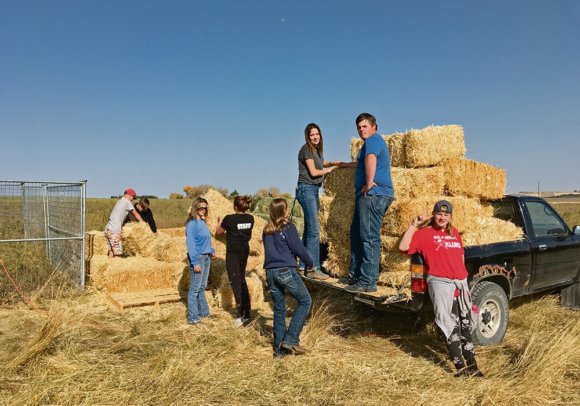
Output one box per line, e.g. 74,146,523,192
263,198,314,357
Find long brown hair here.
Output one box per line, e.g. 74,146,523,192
304,123,324,156
263,198,288,234
186,197,209,224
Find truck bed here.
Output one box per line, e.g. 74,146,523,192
301,274,411,307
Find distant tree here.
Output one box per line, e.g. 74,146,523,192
229,189,239,198
169,192,184,199
255,187,282,198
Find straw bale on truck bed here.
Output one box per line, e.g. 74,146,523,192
324,166,445,202
404,125,465,167
382,196,493,236
461,216,524,247
350,132,407,166
442,158,506,200
324,167,355,198
318,123,523,300
350,125,465,168
391,167,445,199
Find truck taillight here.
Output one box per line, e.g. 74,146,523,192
411,277,427,293
410,254,427,293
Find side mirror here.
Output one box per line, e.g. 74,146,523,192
573,226,580,236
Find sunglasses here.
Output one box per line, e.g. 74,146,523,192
196,206,208,211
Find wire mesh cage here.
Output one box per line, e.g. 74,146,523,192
0,180,86,289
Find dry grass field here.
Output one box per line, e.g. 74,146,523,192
1,197,579,405
0,289,579,405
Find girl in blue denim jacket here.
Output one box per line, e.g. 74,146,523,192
185,197,216,325
263,198,314,357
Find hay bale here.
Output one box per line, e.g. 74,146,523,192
380,251,410,275
246,255,265,275
350,126,463,168
324,167,355,198
319,195,333,243
392,166,445,199
381,235,401,252
378,270,410,288
382,196,492,236
249,216,267,258
90,256,186,293
323,236,351,278
246,271,269,311
350,132,406,167
387,132,407,167
121,223,188,262
201,188,266,260
158,227,185,237
217,272,235,310
85,231,109,258
442,158,506,200
404,125,465,167
152,236,187,262
207,258,226,290
201,188,235,234
86,255,112,289
216,270,269,312
461,217,524,247
121,222,157,256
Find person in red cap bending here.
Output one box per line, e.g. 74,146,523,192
104,188,144,258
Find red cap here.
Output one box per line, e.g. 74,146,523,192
124,188,136,197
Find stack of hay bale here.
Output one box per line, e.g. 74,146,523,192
86,189,271,312
320,125,524,296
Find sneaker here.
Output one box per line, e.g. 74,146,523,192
233,318,244,328
345,284,377,293
280,342,307,355
338,277,356,286
307,271,329,280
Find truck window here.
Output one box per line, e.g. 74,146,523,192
524,201,567,237
492,200,519,224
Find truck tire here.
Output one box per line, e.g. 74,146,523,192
471,281,509,346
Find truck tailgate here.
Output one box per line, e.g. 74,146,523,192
301,275,410,307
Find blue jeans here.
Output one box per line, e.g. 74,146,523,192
296,182,321,270
266,267,312,355
187,254,211,323
348,195,393,288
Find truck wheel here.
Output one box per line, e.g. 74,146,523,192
471,281,509,346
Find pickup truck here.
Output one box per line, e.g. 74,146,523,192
305,194,580,345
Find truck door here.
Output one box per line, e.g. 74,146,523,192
523,200,580,291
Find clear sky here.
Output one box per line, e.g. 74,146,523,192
1,1,579,198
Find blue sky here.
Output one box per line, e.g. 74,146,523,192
1,1,579,198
